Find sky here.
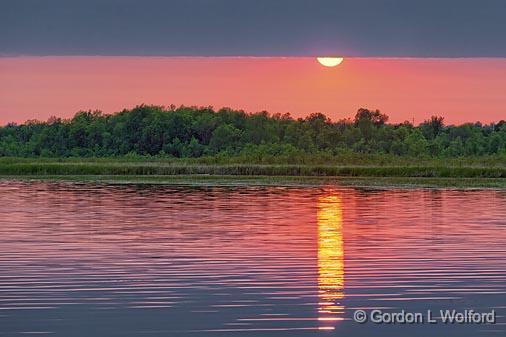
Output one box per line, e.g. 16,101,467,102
2,0,506,57
1,56,505,125
1,1,506,124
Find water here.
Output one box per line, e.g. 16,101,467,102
0,180,505,336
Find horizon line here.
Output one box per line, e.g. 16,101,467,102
2,55,506,60
2,104,504,127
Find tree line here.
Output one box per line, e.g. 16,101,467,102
0,105,505,158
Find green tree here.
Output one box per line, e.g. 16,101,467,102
405,129,429,156
420,115,444,140
209,124,242,152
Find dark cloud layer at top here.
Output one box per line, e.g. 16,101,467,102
1,0,506,57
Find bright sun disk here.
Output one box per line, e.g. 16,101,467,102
317,57,344,67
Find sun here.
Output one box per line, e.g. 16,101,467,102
317,57,344,67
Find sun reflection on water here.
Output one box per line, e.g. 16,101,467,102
317,195,344,327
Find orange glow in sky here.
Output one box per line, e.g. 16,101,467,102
1,57,505,125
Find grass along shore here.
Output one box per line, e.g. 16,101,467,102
0,156,505,178
0,157,505,188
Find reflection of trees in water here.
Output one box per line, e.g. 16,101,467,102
317,195,344,327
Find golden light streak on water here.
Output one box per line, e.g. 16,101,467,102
317,195,344,327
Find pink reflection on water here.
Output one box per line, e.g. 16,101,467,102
0,182,505,335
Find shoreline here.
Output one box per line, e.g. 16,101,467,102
2,174,505,189
0,158,505,188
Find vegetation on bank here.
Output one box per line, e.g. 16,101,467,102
0,157,505,178
1,105,505,159
1,105,504,185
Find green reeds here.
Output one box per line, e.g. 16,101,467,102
0,160,505,178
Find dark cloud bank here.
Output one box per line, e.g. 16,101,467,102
1,0,506,57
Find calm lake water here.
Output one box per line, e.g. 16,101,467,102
0,181,505,337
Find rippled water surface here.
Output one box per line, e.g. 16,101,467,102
0,181,505,336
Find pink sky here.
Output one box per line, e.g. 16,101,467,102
1,57,505,125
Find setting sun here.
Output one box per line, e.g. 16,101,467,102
317,57,344,67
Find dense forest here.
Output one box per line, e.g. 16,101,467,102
1,105,505,159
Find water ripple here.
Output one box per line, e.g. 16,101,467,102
0,181,505,336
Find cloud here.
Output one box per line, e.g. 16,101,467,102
1,0,506,57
